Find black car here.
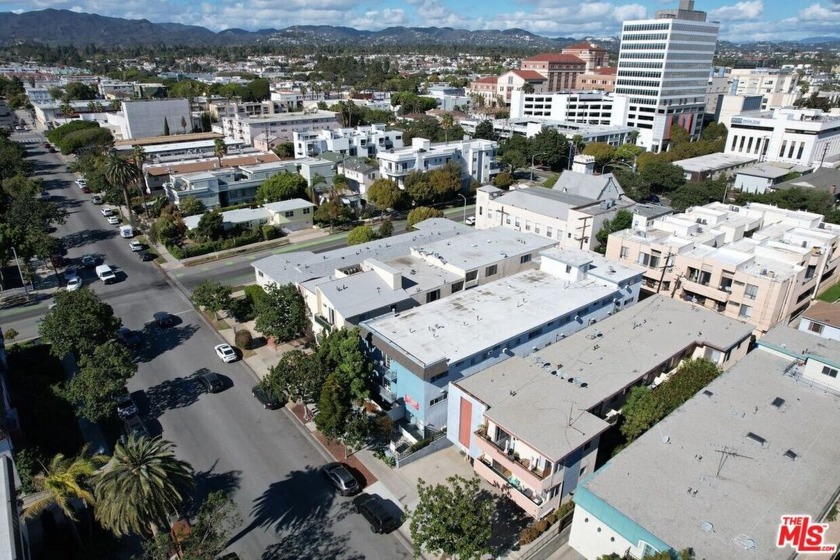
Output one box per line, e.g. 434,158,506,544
116,392,138,420
154,312,177,328
197,371,224,393
252,385,282,410
116,327,142,348
123,415,150,441
353,494,400,534
323,463,361,496
138,250,155,262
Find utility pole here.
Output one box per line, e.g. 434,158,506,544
656,251,674,294
575,216,592,250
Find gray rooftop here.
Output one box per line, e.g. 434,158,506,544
670,153,756,173
773,166,840,192
553,171,625,201
413,227,555,272
301,271,413,320
493,187,596,221
264,199,315,213
581,344,840,560
631,203,673,218
759,323,840,366
183,207,269,229
736,162,805,179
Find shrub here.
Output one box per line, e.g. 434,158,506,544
408,437,433,454
261,225,279,241
235,329,253,350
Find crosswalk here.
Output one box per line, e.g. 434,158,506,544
12,132,44,145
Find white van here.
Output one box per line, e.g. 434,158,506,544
120,225,134,238
95,264,116,284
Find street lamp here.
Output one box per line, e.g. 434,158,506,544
458,193,467,223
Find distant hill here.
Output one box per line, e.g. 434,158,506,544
0,9,581,49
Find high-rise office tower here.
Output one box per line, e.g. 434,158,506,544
615,0,719,153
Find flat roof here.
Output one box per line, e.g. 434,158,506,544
580,345,840,560
114,132,221,147
492,188,595,221
264,199,315,212
736,162,803,179
760,323,840,365
363,269,625,368
302,270,413,320
671,153,756,173
412,227,556,272
386,254,463,293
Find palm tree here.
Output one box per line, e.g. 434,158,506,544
213,137,227,168
132,144,151,217
22,446,108,522
93,435,194,537
104,153,140,224
441,112,454,144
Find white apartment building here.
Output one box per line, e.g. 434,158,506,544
615,0,719,152
293,124,404,159
208,99,281,120
165,161,298,209
460,117,635,146
114,99,192,140
730,68,800,100
24,87,54,106
377,137,499,188
270,90,325,111
606,202,840,333
725,108,840,168
222,110,339,146
509,90,629,127
98,81,137,99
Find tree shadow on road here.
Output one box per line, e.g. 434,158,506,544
228,467,357,559
181,459,243,519
137,371,204,419
61,228,118,250
488,490,532,555
136,322,199,363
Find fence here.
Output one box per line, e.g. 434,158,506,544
394,427,449,468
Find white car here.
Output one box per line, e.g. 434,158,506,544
66,276,83,291
465,216,476,226
107,215,121,225
129,240,143,252
75,179,87,189
91,195,103,205
215,343,238,363
101,207,114,217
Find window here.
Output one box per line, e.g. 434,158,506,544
520,254,532,264
525,220,532,231
739,304,752,319
583,441,592,451
620,246,629,258
426,289,441,303
451,281,464,293
784,449,798,461
429,394,447,406
466,271,478,282
514,217,521,228
822,366,838,378
430,371,448,383
485,265,498,277
771,397,785,408
744,284,758,300
284,211,294,218
809,322,825,334
546,226,553,238
579,466,587,476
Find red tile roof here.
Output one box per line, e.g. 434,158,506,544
593,67,617,75
511,69,547,81
524,53,586,65
473,76,498,84
564,41,605,51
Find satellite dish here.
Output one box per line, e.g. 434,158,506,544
701,522,714,533
661,436,670,444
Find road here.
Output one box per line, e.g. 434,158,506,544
3,128,410,559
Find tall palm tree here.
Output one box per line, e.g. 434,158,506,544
93,435,194,537
440,112,454,144
103,153,140,224
22,446,108,521
132,144,151,217
213,137,227,168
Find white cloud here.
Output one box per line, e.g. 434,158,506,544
708,0,763,21
350,8,407,28
798,3,833,20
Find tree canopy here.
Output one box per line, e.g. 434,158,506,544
39,288,122,358
256,173,309,203
406,207,444,230
254,283,308,343
61,340,137,423
366,178,408,210
191,280,233,319
347,225,378,246
594,209,633,254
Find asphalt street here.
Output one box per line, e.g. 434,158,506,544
3,128,410,559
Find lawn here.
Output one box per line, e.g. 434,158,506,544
818,282,840,303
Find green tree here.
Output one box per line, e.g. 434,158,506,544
473,120,494,140
180,115,187,134
59,127,114,155
314,373,352,441
582,142,616,172
178,196,205,217
39,288,122,359
500,149,527,172
347,225,378,245
254,283,308,343
367,178,407,210
22,446,108,521
428,162,463,202
594,209,633,254
256,173,309,203
93,435,194,537
409,475,494,560
318,327,372,403
273,142,294,158
529,128,569,169
213,137,227,167
669,178,727,212
190,280,232,319
63,82,97,100
378,219,394,238
440,112,454,144
640,158,686,194
668,124,692,146
313,198,353,231
405,171,435,206
493,171,514,188
103,153,140,223
262,349,324,407
61,341,137,423
193,209,224,242
163,117,170,136
406,206,444,231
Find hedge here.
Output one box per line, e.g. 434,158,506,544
518,501,575,545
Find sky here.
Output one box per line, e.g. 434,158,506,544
2,0,839,42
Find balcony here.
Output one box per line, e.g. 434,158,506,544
313,314,333,332
681,279,729,302
474,456,555,519
475,429,553,492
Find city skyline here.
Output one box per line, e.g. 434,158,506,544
1,1,839,43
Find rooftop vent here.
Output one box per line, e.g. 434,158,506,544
702,390,713,397
701,522,715,533
746,432,767,446
784,449,798,461
771,397,785,409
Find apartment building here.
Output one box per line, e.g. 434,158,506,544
182,199,314,233
208,99,280,120
509,90,630,127
116,99,192,140
293,124,404,159
576,67,617,93
165,161,298,208
460,117,635,146
732,161,811,195
497,70,548,102
797,301,840,341
450,294,752,520
270,89,325,111
730,68,800,103
725,108,840,168
467,76,501,107
222,110,339,145
615,0,719,152
377,137,499,188
337,157,380,198
142,150,280,192
606,202,840,333
361,248,645,432
570,325,840,560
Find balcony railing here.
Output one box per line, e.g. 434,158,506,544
475,429,552,481
313,314,333,332
475,456,554,518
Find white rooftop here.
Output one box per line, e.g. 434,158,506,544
671,153,756,173
264,199,315,213
412,227,556,272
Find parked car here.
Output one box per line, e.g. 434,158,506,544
465,216,476,226
154,312,177,328
96,264,116,284
75,179,87,189
123,415,150,442
120,225,133,238
323,463,361,496
66,276,83,291
129,240,143,252
116,327,142,349
116,392,138,420
38,191,51,201
80,186,90,194
138,250,155,262
196,371,224,393
214,343,238,363
107,215,121,226
81,254,97,268
251,385,282,410
352,494,400,533
101,207,114,217
91,195,103,205
63,266,78,281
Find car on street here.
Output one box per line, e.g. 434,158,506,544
138,250,154,262
101,207,114,217
63,266,78,281
123,414,150,441
465,216,476,226
91,195,103,205
352,494,400,533
75,179,87,189
116,327,142,349
196,371,224,393
80,186,90,194
214,343,238,363
323,463,361,496
96,264,116,284
116,392,138,419
81,254,97,268
66,276,83,291
129,240,143,252
38,191,51,201
251,385,282,410
154,312,177,328
107,215,121,225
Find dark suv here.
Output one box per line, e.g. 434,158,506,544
352,494,400,534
